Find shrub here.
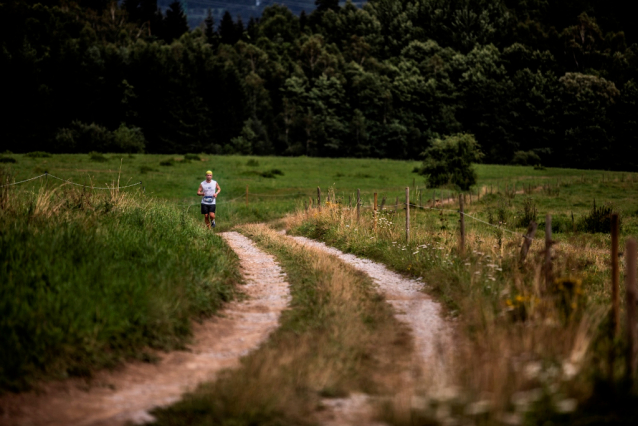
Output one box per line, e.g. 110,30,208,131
184,154,201,161
260,170,275,178
25,151,52,158
160,159,175,166
89,152,108,162
418,133,483,190
516,197,537,227
578,201,619,233
112,124,146,153
0,157,16,163
511,150,541,166
246,159,260,167
270,169,284,176
140,166,158,174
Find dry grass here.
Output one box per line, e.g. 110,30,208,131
286,204,633,423
151,223,413,426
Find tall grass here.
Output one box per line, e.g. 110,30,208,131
0,173,240,391
286,201,638,423
151,224,412,426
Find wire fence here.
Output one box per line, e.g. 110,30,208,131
0,172,142,190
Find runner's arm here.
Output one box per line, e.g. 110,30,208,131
215,182,221,197
197,184,204,196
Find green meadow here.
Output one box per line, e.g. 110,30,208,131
6,153,636,231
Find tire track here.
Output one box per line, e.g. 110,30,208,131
0,232,290,426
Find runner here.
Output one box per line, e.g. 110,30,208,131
197,170,221,229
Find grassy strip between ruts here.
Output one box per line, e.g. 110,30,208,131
150,223,413,426
0,180,240,392
286,204,638,424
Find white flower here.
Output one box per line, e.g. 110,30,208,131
555,398,577,413
562,361,578,379
410,396,428,410
465,400,492,416
524,362,542,379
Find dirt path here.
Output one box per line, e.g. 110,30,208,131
287,236,451,385
0,232,290,426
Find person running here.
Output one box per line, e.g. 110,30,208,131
197,170,221,229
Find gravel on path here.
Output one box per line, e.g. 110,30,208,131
0,232,290,426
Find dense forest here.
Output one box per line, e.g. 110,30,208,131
1,0,637,170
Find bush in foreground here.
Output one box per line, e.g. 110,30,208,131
0,184,239,391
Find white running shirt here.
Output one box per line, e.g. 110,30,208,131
201,180,217,205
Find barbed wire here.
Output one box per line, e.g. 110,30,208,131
0,173,48,187
0,172,142,189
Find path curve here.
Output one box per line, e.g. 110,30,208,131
0,232,289,426
287,235,450,385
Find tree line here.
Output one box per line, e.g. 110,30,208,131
1,0,637,170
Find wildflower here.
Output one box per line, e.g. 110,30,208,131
556,398,577,413
465,400,492,416
413,251,418,255
464,262,471,266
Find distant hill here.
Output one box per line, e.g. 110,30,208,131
157,1,366,30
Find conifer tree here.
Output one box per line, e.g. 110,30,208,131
163,1,188,43
219,11,237,45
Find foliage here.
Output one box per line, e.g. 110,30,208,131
25,152,51,158
1,1,637,169
88,151,108,162
517,197,537,227
419,134,483,190
579,201,619,233
0,157,16,163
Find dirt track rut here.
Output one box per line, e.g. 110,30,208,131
0,231,290,426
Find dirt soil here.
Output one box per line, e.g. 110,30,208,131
0,231,290,426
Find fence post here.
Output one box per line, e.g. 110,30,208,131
395,196,399,211
380,196,386,211
626,238,638,383
544,214,553,291
432,190,435,207
459,194,465,255
357,189,361,221
374,193,378,231
349,195,351,209
406,187,410,243
612,213,620,337
245,185,249,207
519,221,538,263
317,187,321,212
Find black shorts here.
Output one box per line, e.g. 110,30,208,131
201,204,216,214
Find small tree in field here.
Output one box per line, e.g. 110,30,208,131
419,133,483,190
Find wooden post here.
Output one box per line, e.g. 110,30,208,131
459,194,465,255
373,193,378,231
519,221,538,263
317,187,321,212
380,196,386,211
245,185,249,207
612,213,620,337
357,189,360,221
395,196,399,211
405,187,410,243
545,214,553,291
349,195,351,208
432,190,435,207
626,238,637,382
